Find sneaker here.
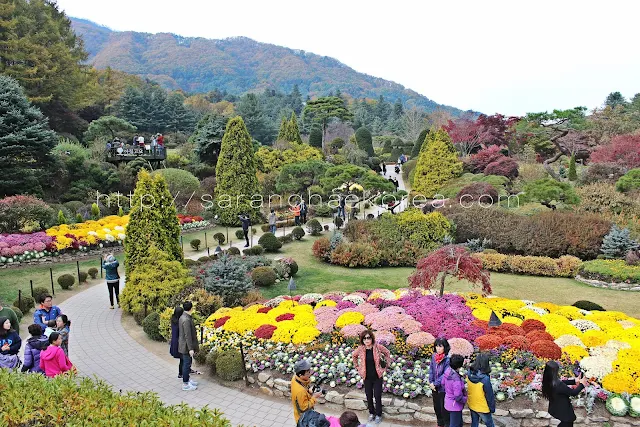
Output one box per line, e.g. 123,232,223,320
109,306,114,309
188,380,198,387
374,416,382,424
368,414,375,422
178,374,182,379
244,244,249,248
182,383,197,391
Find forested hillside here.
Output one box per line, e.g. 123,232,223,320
71,18,468,115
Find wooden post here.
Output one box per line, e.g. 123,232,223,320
200,326,204,344
226,227,229,247
100,259,103,278
207,247,210,256
30,280,34,297
18,290,22,312
49,268,55,296
180,236,184,251
76,261,81,284
204,232,208,249
239,341,249,386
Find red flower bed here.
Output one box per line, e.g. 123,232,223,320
471,319,489,332
476,334,504,350
522,319,546,334
495,323,526,336
257,307,272,314
214,316,231,328
503,335,530,350
276,313,295,322
487,327,510,338
177,214,205,225
255,324,278,339
525,330,554,342
530,340,562,359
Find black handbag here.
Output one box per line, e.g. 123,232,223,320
380,354,387,369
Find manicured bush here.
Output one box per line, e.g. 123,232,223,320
312,237,331,261
484,156,519,180
235,229,245,240
151,168,200,204
572,300,605,312
243,245,264,256
227,247,241,255
213,233,226,245
616,169,640,193
87,267,99,279
190,239,202,251
306,219,323,236
194,342,212,365
330,242,381,268
334,217,344,229
523,178,580,206
291,226,305,240
580,259,640,283
313,204,334,217
413,128,463,197
57,274,75,289
32,287,51,304
198,256,211,263
201,253,254,306
260,224,270,232
10,306,22,322
455,183,499,205
205,349,218,375
78,271,88,284
475,253,582,277
0,369,231,425
13,295,35,313
251,266,277,287
185,259,198,267
215,348,245,381
257,232,282,252
277,234,294,244
240,289,264,306
142,312,165,342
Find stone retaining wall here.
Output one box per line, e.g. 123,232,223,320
249,370,635,426
576,275,640,291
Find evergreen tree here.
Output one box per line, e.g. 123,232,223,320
191,112,228,166
215,117,261,225
375,95,391,123
600,225,639,259
284,112,303,144
236,93,275,144
309,126,323,149
165,92,196,133
413,128,463,197
152,173,183,264
277,117,288,141
303,96,354,150
0,75,57,197
57,210,67,225
288,84,303,115
568,154,577,181
354,127,374,156
411,129,429,158
83,116,137,143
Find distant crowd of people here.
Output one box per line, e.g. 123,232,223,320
106,133,165,154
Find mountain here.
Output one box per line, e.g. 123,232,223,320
71,18,470,115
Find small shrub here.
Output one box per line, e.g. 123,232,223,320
291,226,305,240
334,216,344,229
78,271,88,283
278,234,294,244
241,289,264,306
227,247,241,255
205,349,218,375
616,169,640,193
32,286,51,303
194,342,212,365
215,348,245,381
600,225,639,259
235,229,245,240
312,237,331,260
87,267,98,279
260,224,269,232
57,274,75,289
257,232,282,252
467,146,505,173
251,266,277,287
13,296,35,313
133,310,146,325
313,204,334,217
456,183,499,205
243,245,264,256
581,162,627,185
484,157,519,180
306,219,323,236
572,300,605,312
475,253,582,277
185,259,198,267
198,256,211,263
142,312,165,342
9,306,22,322
190,239,201,251
213,233,225,245
191,289,224,318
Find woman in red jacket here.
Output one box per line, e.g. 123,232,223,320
352,330,391,425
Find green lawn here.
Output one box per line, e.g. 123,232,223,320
262,237,640,318
0,253,124,306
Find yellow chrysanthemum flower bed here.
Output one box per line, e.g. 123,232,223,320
335,312,365,328
562,345,589,361
46,215,129,250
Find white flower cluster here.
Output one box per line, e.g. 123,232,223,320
554,334,586,348
569,319,601,332
579,356,613,381
342,294,365,305
521,306,547,316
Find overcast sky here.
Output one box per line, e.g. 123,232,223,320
56,0,639,116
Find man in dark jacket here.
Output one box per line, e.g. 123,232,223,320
239,214,251,247
21,323,49,373
178,301,199,391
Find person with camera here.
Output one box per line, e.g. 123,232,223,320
102,253,120,309
352,330,391,425
291,359,322,425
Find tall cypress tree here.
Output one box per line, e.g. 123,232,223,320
308,126,323,149
568,154,577,181
355,127,374,156
152,173,183,264
285,112,303,144
413,128,462,197
215,116,261,225
277,117,288,141
0,75,57,197
411,129,429,158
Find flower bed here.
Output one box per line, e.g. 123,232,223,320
200,289,640,416
177,214,211,230
579,260,640,284
474,252,582,278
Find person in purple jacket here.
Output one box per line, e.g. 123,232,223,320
429,337,451,427
442,354,468,427
21,324,49,374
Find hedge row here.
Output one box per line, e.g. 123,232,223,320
474,252,582,277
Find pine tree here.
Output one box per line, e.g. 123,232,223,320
57,210,67,225
0,75,57,197
568,154,577,181
191,112,228,166
277,117,288,141
152,173,183,264
411,129,429,158
215,117,261,225
413,128,463,197
354,127,374,156
600,225,639,259
285,112,303,144
309,126,323,149
91,203,100,219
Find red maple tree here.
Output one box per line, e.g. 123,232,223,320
408,245,492,297
590,133,640,170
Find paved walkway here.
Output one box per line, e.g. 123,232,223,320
62,166,415,427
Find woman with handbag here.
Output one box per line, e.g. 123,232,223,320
352,330,391,425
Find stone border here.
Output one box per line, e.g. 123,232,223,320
0,246,123,269
249,370,632,426
575,275,640,291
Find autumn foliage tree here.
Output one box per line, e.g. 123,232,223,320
590,133,640,170
443,118,492,157
408,245,491,297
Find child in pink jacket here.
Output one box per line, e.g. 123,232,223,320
442,354,468,427
39,332,73,378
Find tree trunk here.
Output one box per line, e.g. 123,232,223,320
321,121,327,153
439,272,446,297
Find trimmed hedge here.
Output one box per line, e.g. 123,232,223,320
13,296,35,313
57,274,75,289
306,219,323,236
10,306,23,322
243,245,264,256
215,348,244,381
78,271,88,283
291,226,305,240
579,259,640,283
227,247,241,255
142,312,165,342
87,267,99,279
32,287,50,304
474,252,582,277
257,232,282,252
251,266,277,287
573,300,605,311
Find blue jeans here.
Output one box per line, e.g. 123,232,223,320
270,225,276,234
181,353,192,384
449,411,463,427
471,410,495,427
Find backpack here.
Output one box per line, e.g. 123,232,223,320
297,410,330,427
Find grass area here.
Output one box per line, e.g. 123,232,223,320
262,237,640,318
180,226,228,255
0,253,124,307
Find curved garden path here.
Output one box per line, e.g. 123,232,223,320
62,166,409,427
